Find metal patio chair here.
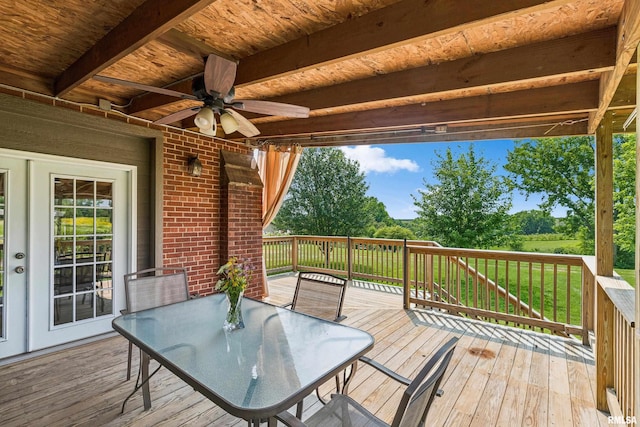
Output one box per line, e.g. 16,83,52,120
122,267,189,380
281,272,350,417
275,337,459,427
284,272,348,322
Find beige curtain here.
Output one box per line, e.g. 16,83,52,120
258,145,302,295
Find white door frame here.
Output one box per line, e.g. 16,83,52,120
0,148,137,355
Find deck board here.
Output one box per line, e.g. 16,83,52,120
0,273,608,426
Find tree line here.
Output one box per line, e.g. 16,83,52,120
271,135,636,268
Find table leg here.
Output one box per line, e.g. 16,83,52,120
342,361,358,395
141,351,151,410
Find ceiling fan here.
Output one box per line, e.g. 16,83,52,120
94,54,309,137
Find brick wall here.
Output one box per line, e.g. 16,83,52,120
221,182,265,299
162,133,264,297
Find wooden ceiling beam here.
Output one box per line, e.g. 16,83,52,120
251,80,599,138
130,26,615,117
54,0,218,96
265,117,590,147
0,64,54,96
234,0,575,85
588,0,640,133
259,27,615,113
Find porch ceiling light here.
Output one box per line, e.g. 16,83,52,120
220,111,239,135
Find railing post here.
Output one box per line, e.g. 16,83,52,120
347,236,352,280
582,259,594,345
403,239,409,309
596,279,614,411
292,236,298,272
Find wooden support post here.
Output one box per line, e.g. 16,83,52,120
595,111,615,411
595,111,614,277
582,264,594,345
635,43,640,420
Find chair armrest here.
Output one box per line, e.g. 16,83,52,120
275,411,307,427
359,356,411,386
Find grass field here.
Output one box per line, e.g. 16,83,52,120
616,268,635,286
520,238,581,253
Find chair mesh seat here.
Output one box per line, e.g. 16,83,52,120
304,394,387,427
291,272,348,322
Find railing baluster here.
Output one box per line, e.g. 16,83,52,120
516,261,521,318
493,259,498,316
553,263,558,322
566,264,571,325
505,260,510,319
540,262,545,326
528,263,533,325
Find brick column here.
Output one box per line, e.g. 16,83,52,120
220,150,264,298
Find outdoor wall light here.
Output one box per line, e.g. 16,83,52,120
187,155,203,177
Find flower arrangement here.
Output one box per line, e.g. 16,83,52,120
216,257,249,330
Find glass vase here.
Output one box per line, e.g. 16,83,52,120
223,289,244,331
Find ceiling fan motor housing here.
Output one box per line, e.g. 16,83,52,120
192,75,210,99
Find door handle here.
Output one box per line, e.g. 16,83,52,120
15,266,25,274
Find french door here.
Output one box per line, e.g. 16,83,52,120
0,150,134,358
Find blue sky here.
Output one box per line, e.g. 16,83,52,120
340,139,566,219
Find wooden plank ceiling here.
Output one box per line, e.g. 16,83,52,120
0,0,637,147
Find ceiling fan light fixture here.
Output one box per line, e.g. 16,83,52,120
194,107,214,129
199,120,217,136
220,111,239,134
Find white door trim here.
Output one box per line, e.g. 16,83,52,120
0,148,137,353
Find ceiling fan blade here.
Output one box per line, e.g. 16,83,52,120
94,75,198,100
233,100,310,118
204,54,237,98
154,107,200,125
226,109,260,137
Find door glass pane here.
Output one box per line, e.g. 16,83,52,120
96,182,112,208
54,178,74,206
52,177,114,326
0,173,5,338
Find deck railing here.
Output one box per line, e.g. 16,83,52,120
264,235,590,338
595,274,636,418
404,243,589,342
264,234,635,418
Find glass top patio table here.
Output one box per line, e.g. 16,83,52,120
112,293,374,423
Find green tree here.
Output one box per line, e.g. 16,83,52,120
511,210,556,235
613,134,636,267
363,197,396,236
373,225,416,240
412,145,512,248
505,136,595,252
273,148,371,236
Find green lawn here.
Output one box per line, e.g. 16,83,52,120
616,268,635,287
520,239,581,253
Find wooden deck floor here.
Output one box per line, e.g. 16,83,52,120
0,273,609,426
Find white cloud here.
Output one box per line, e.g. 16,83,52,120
340,146,419,174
